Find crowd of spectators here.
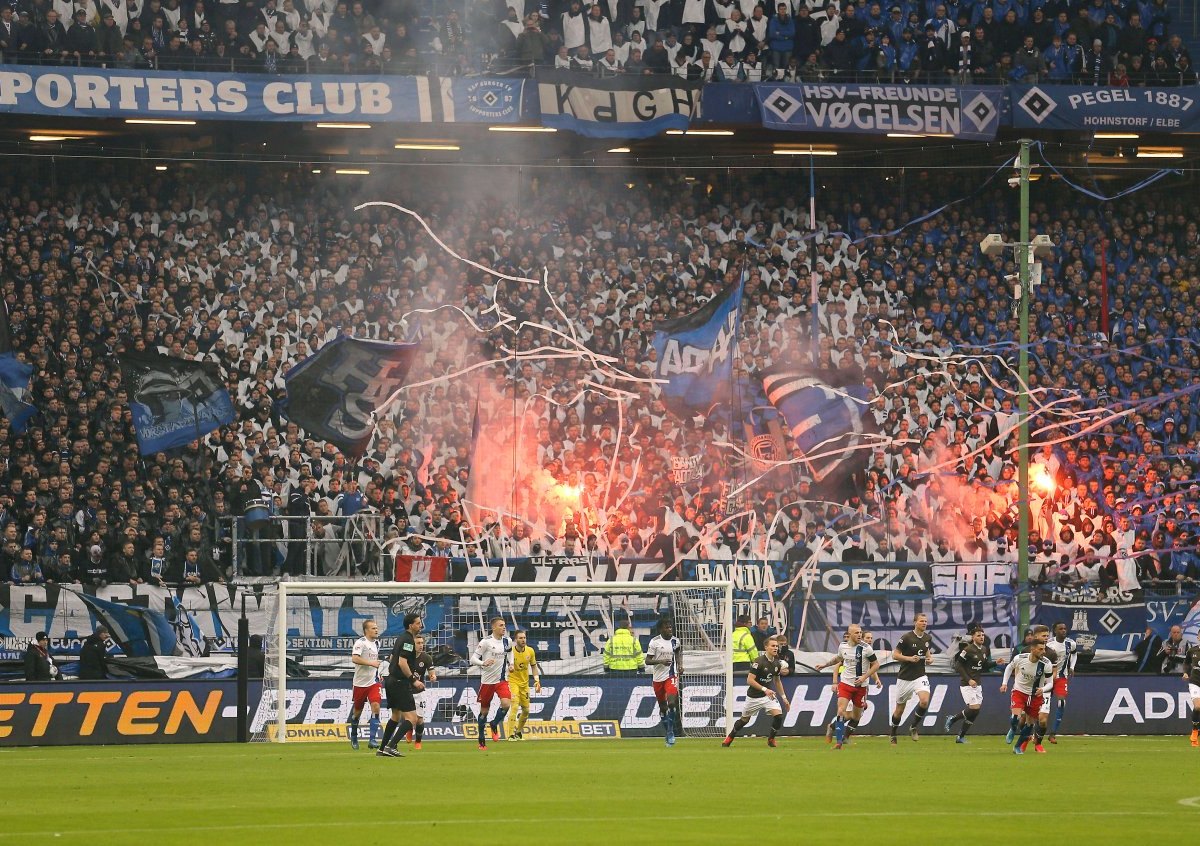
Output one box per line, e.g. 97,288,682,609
0,0,1193,82
1,155,1200,593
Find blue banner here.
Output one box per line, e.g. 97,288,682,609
0,65,523,123
278,336,417,455
0,352,35,433
119,351,235,455
757,83,1002,139
1013,84,1200,131
651,278,743,416
538,70,702,138
1032,585,1149,652
73,592,179,658
761,366,871,485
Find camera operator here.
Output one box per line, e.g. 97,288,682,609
1136,624,1191,674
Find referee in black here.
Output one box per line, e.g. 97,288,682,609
378,612,423,758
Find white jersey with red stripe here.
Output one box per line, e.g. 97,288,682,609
351,637,380,688
646,635,680,683
1003,652,1054,696
472,635,512,685
837,641,877,688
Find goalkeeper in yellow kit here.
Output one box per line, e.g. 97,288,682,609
506,629,542,740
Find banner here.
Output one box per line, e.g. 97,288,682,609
246,674,1199,742
0,352,34,433
683,560,1018,653
0,66,523,123
1013,84,1200,131
278,336,417,455
670,454,705,485
0,680,238,746
394,554,450,582
119,351,235,454
74,592,179,657
538,69,702,138
757,83,1002,139
652,278,743,416
1032,584,1148,651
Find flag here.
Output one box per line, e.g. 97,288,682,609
169,595,206,657
74,592,178,657
538,70,703,138
761,365,872,490
278,336,418,455
651,278,744,417
119,351,235,455
0,303,35,433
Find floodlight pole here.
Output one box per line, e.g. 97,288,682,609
1017,138,1032,633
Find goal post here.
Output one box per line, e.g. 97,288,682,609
258,580,734,743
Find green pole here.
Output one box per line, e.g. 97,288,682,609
1017,138,1032,633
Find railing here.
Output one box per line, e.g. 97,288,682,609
225,513,385,580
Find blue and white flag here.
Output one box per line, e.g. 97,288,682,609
761,366,871,485
278,336,418,455
120,351,236,455
538,70,702,138
74,592,178,657
169,596,207,658
0,353,35,434
652,278,744,417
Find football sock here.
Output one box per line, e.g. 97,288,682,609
769,715,782,740
1034,722,1046,743
517,708,530,732
947,710,963,727
1016,723,1034,747
959,708,978,737
492,706,509,731
1052,699,1066,735
909,705,928,728
729,716,749,738
890,715,900,736
845,718,859,738
1191,709,1200,730
1009,714,1020,733
665,706,676,729
368,716,380,745
388,719,412,750
834,716,845,744
348,711,360,739
477,713,488,743
380,718,397,748
414,722,424,743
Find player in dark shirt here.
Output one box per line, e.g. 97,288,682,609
1184,644,1200,747
890,612,934,743
945,627,995,743
378,612,423,758
405,634,437,749
723,636,790,748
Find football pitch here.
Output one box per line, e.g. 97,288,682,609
4,736,1197,845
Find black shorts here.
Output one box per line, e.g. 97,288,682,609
385,679,416,713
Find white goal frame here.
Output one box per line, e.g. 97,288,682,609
269,580,735,743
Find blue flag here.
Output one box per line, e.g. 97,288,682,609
652,278,744,417
119,352,236,455
538,70,702,138
761,366,872,486
0,352,35,434
74,592,178,657
278,336,418,455
169,595,207,657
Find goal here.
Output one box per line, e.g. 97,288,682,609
254,580,734,743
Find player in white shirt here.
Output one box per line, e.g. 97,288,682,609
645,618,683,746
1044,622,1078,744
348,619,383,750
470,617,513,749
815,623,879,749
1000,642,1054,755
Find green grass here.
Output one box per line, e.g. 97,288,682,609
3,736,1198,845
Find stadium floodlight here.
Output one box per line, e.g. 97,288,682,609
979,234,1007,257
1031,234,1055,259
257,580,734,744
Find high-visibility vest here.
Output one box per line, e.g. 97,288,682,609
732,627,759,664
604,628,644,670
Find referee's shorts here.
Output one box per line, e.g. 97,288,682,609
384,678,416,713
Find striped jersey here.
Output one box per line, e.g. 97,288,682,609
646,635,680,683
1049,636,1077,678
837,641,877,688
1005,652,1054,696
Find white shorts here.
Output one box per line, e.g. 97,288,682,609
895,676,931,706
1039,694,1051,716
1188,683,1200,701
414,691,431,721
959,684,983,707
741,695,783,719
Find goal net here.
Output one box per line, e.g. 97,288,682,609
253,580,733,743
